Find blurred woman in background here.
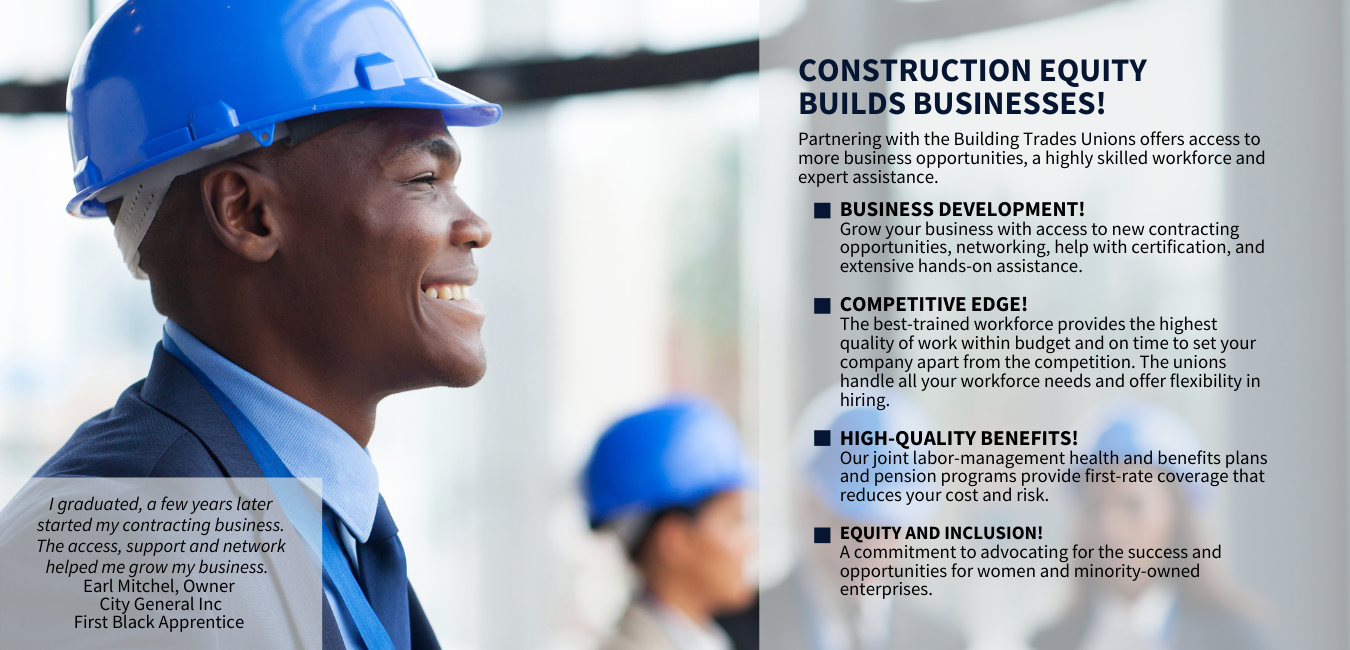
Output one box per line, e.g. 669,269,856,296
1032,401,1270,650
583,397,757,650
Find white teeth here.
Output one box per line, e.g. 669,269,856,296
422,284,473,301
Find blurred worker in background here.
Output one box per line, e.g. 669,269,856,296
1031,400,1271,650
584,396,757,650
761,387,965,650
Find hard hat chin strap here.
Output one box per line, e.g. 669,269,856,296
98,126,289,279
111,170,174,280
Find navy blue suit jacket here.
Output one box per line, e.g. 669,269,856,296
37,343,441,650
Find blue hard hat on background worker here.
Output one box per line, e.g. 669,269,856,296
584,396,755,549
1073,398,1211,506
65,0,501,277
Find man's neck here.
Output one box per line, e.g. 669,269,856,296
645,580,714,628
172,317,379,447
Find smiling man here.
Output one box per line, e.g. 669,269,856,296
36,2,500,649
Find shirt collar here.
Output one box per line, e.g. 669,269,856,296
1085,583,1179,650
643,594,733,650
163,320,380,542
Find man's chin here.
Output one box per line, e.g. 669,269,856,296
429,347,487,388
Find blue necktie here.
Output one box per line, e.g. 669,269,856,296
356,497,411,650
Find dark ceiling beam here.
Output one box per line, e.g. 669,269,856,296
0,39,759,115
440,39,757,102
0,79,65,114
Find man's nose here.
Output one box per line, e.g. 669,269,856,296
452,208,492,249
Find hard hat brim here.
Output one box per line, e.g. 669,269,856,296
67,76,502,217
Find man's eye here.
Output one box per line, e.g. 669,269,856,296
411,173,437,184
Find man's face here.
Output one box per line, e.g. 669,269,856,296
269,108,491,391
676,490,757,614
1081,466,1178,596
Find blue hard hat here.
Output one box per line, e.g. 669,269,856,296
66,0,501,218
1077,400,1203,472
583,396,755,528
795,387,939,526
1073,399,1209,505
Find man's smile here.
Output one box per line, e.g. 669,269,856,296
418,280,486,319
421,283,474,301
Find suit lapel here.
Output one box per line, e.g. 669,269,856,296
140,343,433,648
140,342,264,478
143,343,352,644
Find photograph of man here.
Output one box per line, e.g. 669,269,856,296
583,396,757,650
761,387,965,650
35,1,500,648
1032,401,1271,650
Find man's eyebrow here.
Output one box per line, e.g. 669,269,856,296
391,136,459,164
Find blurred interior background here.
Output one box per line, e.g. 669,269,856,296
0,1,1345,649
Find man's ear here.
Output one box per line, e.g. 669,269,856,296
198,162,283,263
645,514,695,570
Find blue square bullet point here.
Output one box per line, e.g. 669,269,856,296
814,430,831,446
814,202,830,219
814,298,830,314
814,527,831,544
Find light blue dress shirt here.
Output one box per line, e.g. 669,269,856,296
164,320,378,649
